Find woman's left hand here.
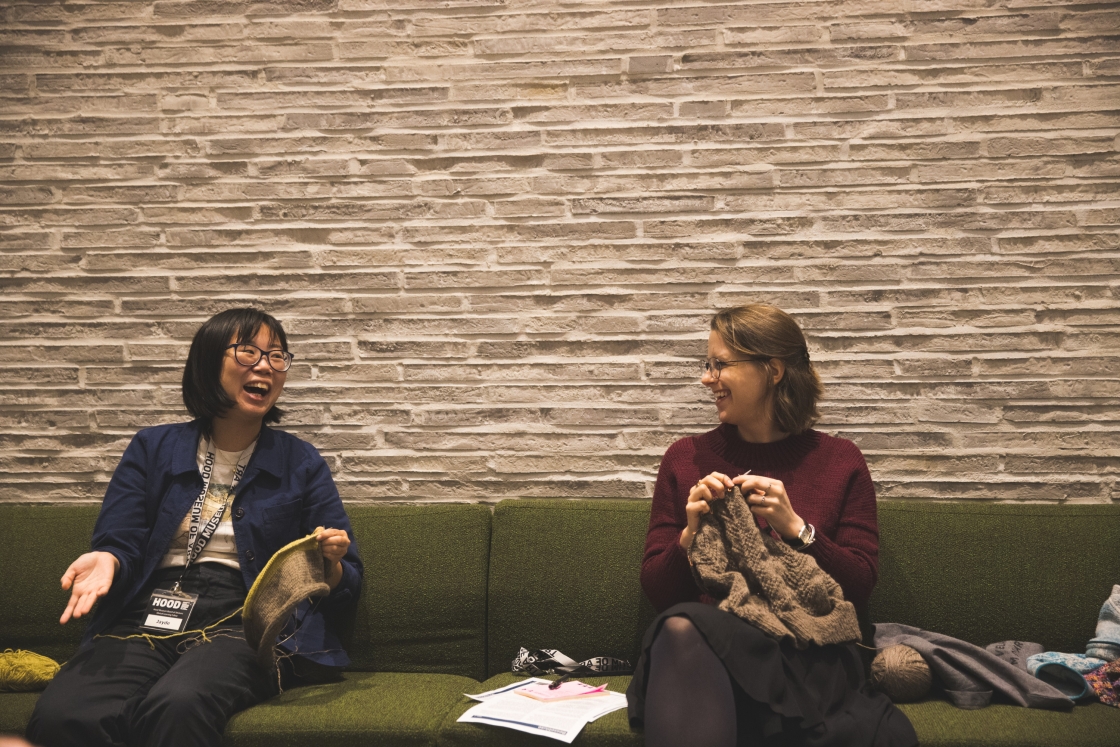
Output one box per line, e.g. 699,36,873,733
316,528,350,589
737,474,805,541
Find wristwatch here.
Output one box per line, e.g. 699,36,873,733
787,523,816,550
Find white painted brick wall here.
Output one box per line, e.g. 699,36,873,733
1,1,1118,504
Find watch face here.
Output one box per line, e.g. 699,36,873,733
799,524,812,543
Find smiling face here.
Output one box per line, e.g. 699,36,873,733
218,325,287,427
703,329,785,442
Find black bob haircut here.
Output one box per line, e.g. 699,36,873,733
182,308,289,434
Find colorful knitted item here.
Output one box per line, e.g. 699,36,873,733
1028,651,1109,675
1084,659,1120,707
1027,652,1108,701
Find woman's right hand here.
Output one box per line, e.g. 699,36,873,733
60,551,119,624
680,472,736,550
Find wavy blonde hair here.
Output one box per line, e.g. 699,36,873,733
711,304,822,435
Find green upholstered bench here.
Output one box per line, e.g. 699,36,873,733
0,505,95,739
223,503,492,747
438,499,654,747
869,502,1120,747
0,502,493,747
3,499,1119,746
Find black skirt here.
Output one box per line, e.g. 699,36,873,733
626,603,918,747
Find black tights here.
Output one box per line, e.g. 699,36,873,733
644,615,737,747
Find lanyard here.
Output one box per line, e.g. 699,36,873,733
172,435,255,592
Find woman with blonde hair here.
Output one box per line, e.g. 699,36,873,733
626,304,915,747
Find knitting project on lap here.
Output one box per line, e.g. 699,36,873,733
243,529,330,669
687,486,860,649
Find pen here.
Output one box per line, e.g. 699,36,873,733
549,672,573,690
546,678,608,693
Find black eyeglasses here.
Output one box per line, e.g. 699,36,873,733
226,343,294,372
700,356,769,381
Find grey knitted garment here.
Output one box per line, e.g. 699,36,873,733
875,623,1073,711
687,486,860,649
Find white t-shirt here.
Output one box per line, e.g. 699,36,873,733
158,438,256,571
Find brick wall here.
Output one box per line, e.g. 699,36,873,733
1,1,1118,504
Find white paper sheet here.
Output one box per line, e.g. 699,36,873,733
459,680,629,743
465,677,547,701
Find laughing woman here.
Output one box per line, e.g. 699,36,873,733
626,304,916,747
28,308,362,747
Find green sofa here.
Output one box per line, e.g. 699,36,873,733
1,500,1118,746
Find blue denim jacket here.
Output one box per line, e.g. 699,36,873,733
83,420,363,668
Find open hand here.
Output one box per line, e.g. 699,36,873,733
60,551,119,624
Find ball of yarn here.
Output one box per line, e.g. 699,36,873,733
0,649,60,692
869,644,931,703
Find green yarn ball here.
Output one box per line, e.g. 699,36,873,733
0,649,61,692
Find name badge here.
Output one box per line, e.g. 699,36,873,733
140,589,199,633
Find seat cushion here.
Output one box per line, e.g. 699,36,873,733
436,673,640,747
897,699,1120,747
486,500,655,679
226,671,480,747
345,504,491,681
0,504,98,663
871,502,1120,652
0,692,40,736
0,670,480,744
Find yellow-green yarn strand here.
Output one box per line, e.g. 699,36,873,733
0,649,61,692
94,606,245,649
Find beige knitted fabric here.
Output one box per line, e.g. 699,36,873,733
687,487,860,649
243,527,330,668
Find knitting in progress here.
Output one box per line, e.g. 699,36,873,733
687,486,860,649
243,528,331,669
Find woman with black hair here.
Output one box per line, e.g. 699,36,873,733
28,308,362,747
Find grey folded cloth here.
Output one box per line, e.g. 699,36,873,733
984,640,1044,673
874,623,1072,711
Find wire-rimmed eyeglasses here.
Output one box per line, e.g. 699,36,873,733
700,356,769,381
226,343,294,372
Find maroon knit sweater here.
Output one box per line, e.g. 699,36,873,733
641,424,880,613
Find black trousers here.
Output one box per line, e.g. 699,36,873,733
27,564,279,747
